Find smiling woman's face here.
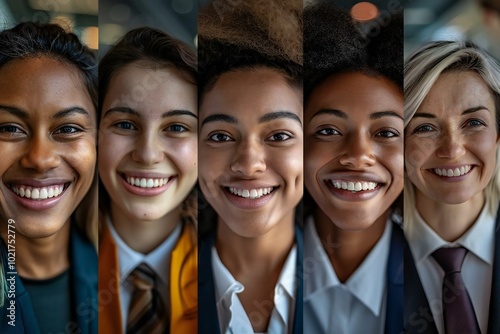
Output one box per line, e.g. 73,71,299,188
405,71,499,206
199,68,303,238
0,57,97,238
305,72,404,230
98,63,198,223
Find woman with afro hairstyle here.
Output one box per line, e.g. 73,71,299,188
197,0,303,333
303,4,404,334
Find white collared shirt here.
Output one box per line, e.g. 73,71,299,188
211,245,297,334
407,205,495,334
106,216,182,331
304,216,392,334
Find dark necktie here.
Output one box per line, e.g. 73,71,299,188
432,247,480,334
126,263,169,334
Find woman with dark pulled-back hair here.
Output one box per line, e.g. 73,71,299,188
98,27,198,334
0,22,98,333
303,4,404,334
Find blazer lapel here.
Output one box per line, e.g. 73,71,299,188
487,207,500,333
70,225,98,334
98,224,123,334
292,225,303,334
404,244,438,334
198,234,221,334
385,223,404,334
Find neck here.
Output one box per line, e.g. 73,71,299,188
415,190,485,242
110,205,180,254
215,213,295,277
6,220,71,279
315,208,388,283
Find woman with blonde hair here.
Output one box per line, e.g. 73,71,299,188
404,41,500,334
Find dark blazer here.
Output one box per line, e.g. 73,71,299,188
404,208,500,334
198,225,303,334
0,225,98,334
385,222,405,334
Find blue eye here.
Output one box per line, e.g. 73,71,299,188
167,124,188,132
268,132,292,141
115,121,136,130
412,124,434,134
466,119,485,127
317,128,341,136
209,133,232,142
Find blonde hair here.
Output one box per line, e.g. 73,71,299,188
404,41,500,232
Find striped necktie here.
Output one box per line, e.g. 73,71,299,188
126,263,169,334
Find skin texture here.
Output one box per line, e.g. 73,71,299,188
199,67,303,331
405,71,500,241
99,62,197,253
304,72,404,281
0,57,96,277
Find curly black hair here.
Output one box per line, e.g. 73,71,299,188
304,3,403,98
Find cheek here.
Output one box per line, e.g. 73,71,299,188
405,137,434,173
67,139,96,184
167,138,198,176
98,135,131,171
380,144,404,182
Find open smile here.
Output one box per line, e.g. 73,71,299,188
119,173,176,196
431,165,472,178
5,180,71,210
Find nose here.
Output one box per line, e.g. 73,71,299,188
20,133,61,172
338,133,376,168
435,130,466,159
131,131,164,165
230,139,266,176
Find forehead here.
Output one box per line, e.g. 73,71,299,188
306,72,403,118
104,62,196,117
200,68,302,120
0,56,94,115
420,71,495,112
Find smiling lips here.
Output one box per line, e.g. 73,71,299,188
329,180,378,192
228,187,275,199
432,165,472,177
11,184,65,200
126,176,170,189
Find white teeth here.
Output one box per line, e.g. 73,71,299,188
433,165,471,178
11,185,65,200
126,176,169,189
331,180,378,192
228,187,274,199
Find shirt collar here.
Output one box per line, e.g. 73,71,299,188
106,215,182,286
409,204,495,265
304,216,392,316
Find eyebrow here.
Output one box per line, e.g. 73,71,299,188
413,106,489,119
258,111,302,125
201,113,238,126
370,111,404,121
0,105,29,119
103,107,140,118
53,106,91,119
161,110,198,119
0,105,91,119
311,109,347,119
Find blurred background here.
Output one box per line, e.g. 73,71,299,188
0,0,197,56
0,0,98,50
99,0,197,56
305,0,500,59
